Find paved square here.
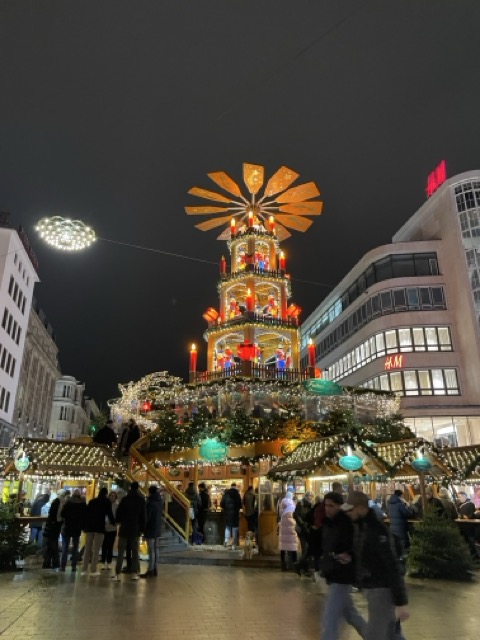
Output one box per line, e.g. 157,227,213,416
0,565,478,640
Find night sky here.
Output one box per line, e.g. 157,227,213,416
1,1,480,407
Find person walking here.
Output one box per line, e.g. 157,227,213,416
60,489,87,572
343,491,409,640
81,487,115,577
198,483,211,542
243,485,257,537
100,491,119,570
140,485,164,578
221,482,242,550
320,491,366,640
278,491,298,571
93,419,118,447
293,491,313,576
112,481,146,582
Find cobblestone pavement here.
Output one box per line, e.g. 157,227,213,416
0,566,479,640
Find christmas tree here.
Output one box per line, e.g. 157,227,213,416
407,509,473,581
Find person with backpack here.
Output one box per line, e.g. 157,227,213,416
293,491,313,576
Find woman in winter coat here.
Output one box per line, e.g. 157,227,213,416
278,492,298,571
140,485,164,578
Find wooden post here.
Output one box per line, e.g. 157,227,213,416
348,470,354,492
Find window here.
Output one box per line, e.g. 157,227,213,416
381,291,393,312
419,288,432,308
425,328,438,350
418,370,432,394
392,254,415,277
398,328,413,351
385,330,398,353
8,277,13,295
375,257,393,281
438,327,452,349
404,371,418,396
412,328,426,350
406,288,419,309
361,368,459,397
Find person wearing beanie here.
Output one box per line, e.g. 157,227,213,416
81,487,115,576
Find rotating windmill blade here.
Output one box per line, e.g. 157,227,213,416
185,162,323,239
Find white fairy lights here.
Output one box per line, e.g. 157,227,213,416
36,217,96,252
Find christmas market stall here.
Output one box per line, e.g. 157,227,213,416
268,436,454,506
0,437,123,513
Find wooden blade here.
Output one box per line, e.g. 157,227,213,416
275,222,291,241
208,171,243,197
195,215,233,231
275,182,320,203
275,214,313,232
264,166,299,197
188,187,232,203
217,227,232,241
243,163,264,195
185,206,231,215
278,201,323,215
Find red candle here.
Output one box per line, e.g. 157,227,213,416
246,288,254,312
279,251,286,271
269,216,275,233
308,339,316,367
248,211,254,227
220,255,226,274
230,217,236,236
189,344,197,372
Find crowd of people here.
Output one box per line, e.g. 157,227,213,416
276,483,480,639
29,481,164,581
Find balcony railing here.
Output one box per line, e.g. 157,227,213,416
205,311,299,333
190,363,311,384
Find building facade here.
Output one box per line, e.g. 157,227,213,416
13,299,60,438
301,170,480,447
48,375,98,440
0,224,39,445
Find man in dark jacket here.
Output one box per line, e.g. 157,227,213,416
320,491,366,640
42,493,62,569
387,490,413,548
343,491,409,639
293,491,313,576
198,482,211,542
60,489,87,572
221,483,242,550
112,481,146,581
81,487,115,576
30,492,50,544
140,485,164,578
93,419,117,447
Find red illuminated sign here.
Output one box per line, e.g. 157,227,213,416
384,354,404,370
426,160,447,197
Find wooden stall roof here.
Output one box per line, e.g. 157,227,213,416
268,436,453,479
441,444,480,479
1,437,123,477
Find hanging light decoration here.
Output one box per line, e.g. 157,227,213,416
36,216,96,251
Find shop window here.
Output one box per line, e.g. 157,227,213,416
418,370,432,394
390,372,403,392
398,328,413,351
431,369,445,394
379,374,390,391
392,254,415,277
403,371,418,396
375,333,385,356
438,327,452,349
407,288,420,309
425,327,438,350
393,289,407,309
444,369,459,394
381,291,393,313
385,330,398,353
419,288,432,308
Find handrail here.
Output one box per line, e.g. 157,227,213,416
129,432,191,543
